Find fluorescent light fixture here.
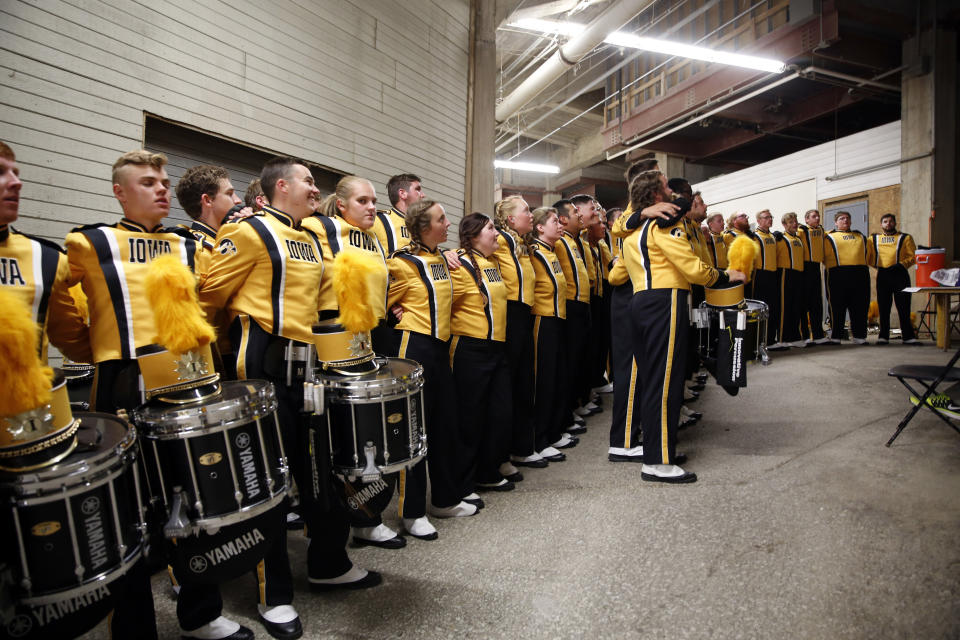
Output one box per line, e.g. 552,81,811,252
509,19,786,74
494,160,560,173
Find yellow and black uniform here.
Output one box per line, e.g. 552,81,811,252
752,228,780,345
776,230,805,343
705,230,728,269
0,224,89,363
449,250,511,489
824,229,870,341
199,204,329,609
529,238,569,454
620,208,727,466
589,236,614,389
868,229,917,341
64,218,200,407
722,228,748,248
492,229,537,458
387,244,462,509
65,216,203,638
185,220,236,364
798,223,826,340
555,231,592,421
372,206,411,255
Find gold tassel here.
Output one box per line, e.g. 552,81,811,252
727,235,757,281
69,283,89,325
145,255,215,355
0,290,53,416
333,250,388,334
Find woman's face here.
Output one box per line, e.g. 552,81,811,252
473,219,499,257
338,180,377,230
538,213,563,245
508,199,533,235
421,204,450,249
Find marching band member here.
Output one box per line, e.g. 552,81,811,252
568,194,602,418
824,211,870,344
584,213,613,397
777,213,806,347
373,173,421,255
526,207,569,462
303,176,420,549
618,170,744,483
387,198,479,519
491,196,541,473
553,200,591,444
722,211,751,247
798,209,829,343
65,150,211,640
449,212,512,493
868,213,920,345
0,141,89,364
704,213,728,269
753,209,781,348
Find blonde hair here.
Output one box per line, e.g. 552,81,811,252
404,198,440,253
112,149,167,184
525,206,557,248
493,195,529,255
319,175,371,218
0,141,14,161
781,212,798,225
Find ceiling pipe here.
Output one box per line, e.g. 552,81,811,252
495,0,654,124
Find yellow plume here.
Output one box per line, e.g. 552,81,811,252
727,235,757,281
0,290,53,416
69,283,89,324
145,255,215,355
333,250,388,334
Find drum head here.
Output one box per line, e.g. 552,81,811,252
132,380,277,437
168,502,284,584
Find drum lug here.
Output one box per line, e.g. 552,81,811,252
760,345,771,365
164,487,196,538
360,442,381,484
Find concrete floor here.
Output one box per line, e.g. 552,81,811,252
82,342,960,639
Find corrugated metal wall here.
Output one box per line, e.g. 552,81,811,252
0,0,470,244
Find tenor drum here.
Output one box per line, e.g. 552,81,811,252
318,357,426,481
132,380,289,537
695,299,770,364
0,413,144,609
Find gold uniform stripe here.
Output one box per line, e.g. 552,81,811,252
398,330,411,359
397,468,407,516
257,559,266,604
236,314,251,380
623,359,638,448
660,290,678,463
448,335,460,370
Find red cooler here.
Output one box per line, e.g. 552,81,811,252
916,248,946,286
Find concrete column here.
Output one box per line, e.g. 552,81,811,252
654,152,685,180
901,28,957,259
465,0,496,216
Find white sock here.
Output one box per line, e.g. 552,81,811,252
258,604,298,624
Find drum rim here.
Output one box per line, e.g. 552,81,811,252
317,358,424,397
138,403,279,438
324,386,423,404
133,381,278,434
17,545,143,606
8,449,137,503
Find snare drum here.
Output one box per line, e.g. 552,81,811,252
1,414,145,607
319,357,426,481
132,380,289,537
694,299,770,364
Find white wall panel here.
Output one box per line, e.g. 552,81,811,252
0,0,470,244
693,121,902,231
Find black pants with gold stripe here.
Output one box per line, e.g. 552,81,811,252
752,269,780,344
801,261,826,340
629,289,688,465
505,300,536,457
609,283,641,449
565,300,592,416
396,330,462,509
533,315,567,451
877,264,915,341
450,335,512,488
827,265,869,340
779,268,804,343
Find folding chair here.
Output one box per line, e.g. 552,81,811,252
887,346,960,446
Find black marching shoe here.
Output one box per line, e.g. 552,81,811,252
309,567,383,592
257,606,303,640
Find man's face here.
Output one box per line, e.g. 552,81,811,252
835,214,851,232
784,218,799,234
209,178,241,224
805,210,821,227
659,175,673,202
113,164,170,227
0,156,22,225
881,216,897,233
400,181,424,206
756,210,773,232
689,195,706,222
576,200,598,227
707,215,724,234
278,164,320,219
587,220,605,242
560,204,580,232
734,213,750,232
